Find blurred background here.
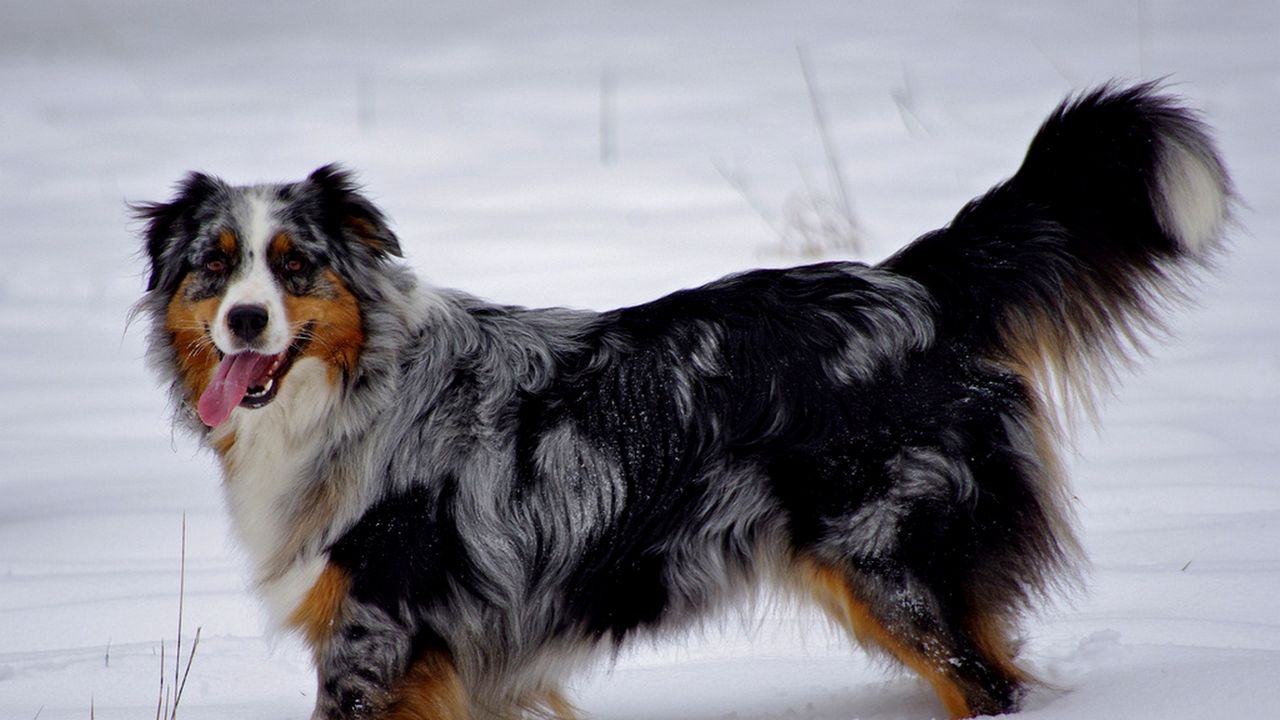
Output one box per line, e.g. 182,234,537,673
1,1,1278,718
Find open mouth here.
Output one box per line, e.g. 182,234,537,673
238,349,296,409
196,329,311,428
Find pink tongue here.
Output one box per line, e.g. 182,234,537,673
197,352,277,427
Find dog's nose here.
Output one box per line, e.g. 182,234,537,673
227,304,270,343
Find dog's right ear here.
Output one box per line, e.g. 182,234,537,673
132,172,223,293
307,164,403,259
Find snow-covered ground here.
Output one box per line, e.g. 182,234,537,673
2,1,1278,718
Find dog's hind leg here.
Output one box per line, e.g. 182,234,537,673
799,558,1026,719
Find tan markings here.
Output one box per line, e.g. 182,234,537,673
799,560,971,719
165,275,222,408
966,610,1030,688
1000,304,1089,430
540,688,578,720
286,563,350,654
990,326,1082,567
385,650,469,720
210,430,237,456
996,264,1156,432
218,228,238,256
268,231,293,263
1023,392,1082,561
350,217,394,255
284,270,364,383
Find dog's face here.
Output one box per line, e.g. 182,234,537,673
137,165,400,428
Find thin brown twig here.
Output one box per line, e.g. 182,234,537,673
156,637,165,720
796,44,860,251
174,513,185,712
171,627,202,719
155,515,202,719
712,159,786,243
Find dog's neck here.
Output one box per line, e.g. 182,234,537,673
195,281,472,626
208,355,346,626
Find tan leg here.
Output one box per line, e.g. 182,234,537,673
384,650,469,720
288,563,351,656
799,559,1025,719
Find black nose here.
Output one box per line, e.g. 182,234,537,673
227,304,269,342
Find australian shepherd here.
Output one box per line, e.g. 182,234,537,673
136,84,1230,719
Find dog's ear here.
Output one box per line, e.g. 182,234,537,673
307,164,403,259
132,172,223,293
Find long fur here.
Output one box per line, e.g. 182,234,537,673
136,83,1230,719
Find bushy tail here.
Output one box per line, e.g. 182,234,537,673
883,82,1231,414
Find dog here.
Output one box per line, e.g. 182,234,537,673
136,83,1230,719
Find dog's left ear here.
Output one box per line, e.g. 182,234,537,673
132,171,224,293
308,164,403,259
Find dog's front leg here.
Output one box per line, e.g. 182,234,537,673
310,599,467,720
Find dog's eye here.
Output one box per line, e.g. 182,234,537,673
204,255,228,274
282,251,310,275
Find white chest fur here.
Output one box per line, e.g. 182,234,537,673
209,357,339,627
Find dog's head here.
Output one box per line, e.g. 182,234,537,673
136,165,400,428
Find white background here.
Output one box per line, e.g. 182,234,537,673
1,1,1277,718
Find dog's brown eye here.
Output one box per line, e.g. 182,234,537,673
205,257,228,274
282,252,309,274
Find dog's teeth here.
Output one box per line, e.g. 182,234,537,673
245,377,275,399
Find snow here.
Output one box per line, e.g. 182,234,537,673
2,1,1278,718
